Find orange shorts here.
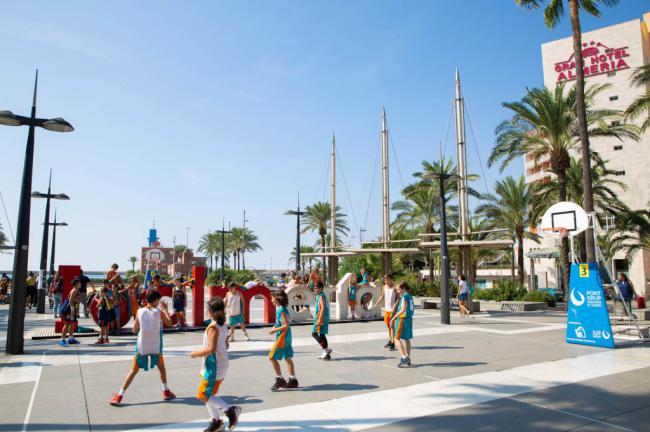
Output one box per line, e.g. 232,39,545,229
348,300,357,308
197,378,223,402
384,311,393,325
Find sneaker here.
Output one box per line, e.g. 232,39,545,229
286,377,299,389
318,350,328,359
389,342,396,351
204,418,225,432
162,389,176,401
68,338,80,345
323,348,332,360
271,376,287,391
398,358,410,368
384,342,391,348
225,405,241,430
108,393,123,406
406,357,412,366
58,339,67,347
95,338,105,345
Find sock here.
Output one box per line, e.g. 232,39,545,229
206,398,221,420
209,395,231,412
289,375,296,380
276,375,283,379
118,388,125,396
162,383,169,391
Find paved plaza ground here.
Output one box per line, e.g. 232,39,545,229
1,301,649,432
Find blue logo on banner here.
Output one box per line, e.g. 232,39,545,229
566,262,614,348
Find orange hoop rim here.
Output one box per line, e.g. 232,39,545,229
542,227,570,237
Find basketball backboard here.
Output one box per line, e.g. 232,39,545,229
540,201,589,238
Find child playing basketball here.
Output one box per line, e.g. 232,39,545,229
376,273,397,350
390,281,414,368
312,281,332,360
108,290,176,406
172,278,191,330
347,274,358,320
59,279,82,346
269,290,298,390
96,287,113,345
190,298,241,432
225,283,249,342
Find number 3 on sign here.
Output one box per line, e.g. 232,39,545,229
579,264,589,278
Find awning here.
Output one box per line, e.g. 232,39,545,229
525,247,560,259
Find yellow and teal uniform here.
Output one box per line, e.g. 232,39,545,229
312,292,329,335
348,284,357,307
196,323,229,401
269,306,293,360
393,292,414,340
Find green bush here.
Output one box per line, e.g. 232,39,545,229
206,269,255,286
522,290,556,307
473,279,527,301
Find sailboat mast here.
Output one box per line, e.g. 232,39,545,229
330,133,336,251
455,69,469,239
381,107,390,247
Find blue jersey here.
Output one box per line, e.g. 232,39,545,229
349,285,357,301
399,292,414,319
313,292,329,334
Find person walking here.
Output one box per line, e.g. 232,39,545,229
26,272,37,309
616,273,636,318
52,274,64,318
457,275,471,318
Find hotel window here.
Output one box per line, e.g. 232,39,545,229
614,145,623,151
613,170,626,176
609,95,618,101
611,120,621,127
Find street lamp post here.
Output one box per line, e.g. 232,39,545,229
215,220,231,284
48,210,67,275
285,199,305,274
423,171,459,325
32,171,69,313
0,71,74,354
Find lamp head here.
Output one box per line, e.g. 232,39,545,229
0,110,22,126
42,117,74,132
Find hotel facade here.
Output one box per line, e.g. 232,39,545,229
524,12,650,296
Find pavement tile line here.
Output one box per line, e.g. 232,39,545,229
20,352,45,432
122,347,650,432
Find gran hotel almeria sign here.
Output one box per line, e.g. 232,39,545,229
554,40,630,82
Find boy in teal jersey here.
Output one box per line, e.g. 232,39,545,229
269,290,298,390
312,281,332,360
347,275,358,319
391,282,414,367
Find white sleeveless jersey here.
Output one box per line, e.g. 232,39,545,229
384,286,396,309
200,323,229,380
137,307,161,355
227,293,242,316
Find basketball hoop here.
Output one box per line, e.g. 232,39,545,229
542,227,569,246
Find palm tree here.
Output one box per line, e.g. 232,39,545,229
0,223,7,251
198,232,220,271
241,228,261,270
290,245,315,273
128,256,138,272
516,0,621,262
301,202,349,250
612,206,650,260
625,65,650,133
490,83,636,290
476,176,540,286
174,244,192,255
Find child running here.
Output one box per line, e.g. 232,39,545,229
59,279,82,346
190,298,241,432
109,290,176,406
376,273,397,350
225,283,249,342
268,290,298,390
390,281,414,368
312,281,332,360
96,286,113,344
347,274,358,320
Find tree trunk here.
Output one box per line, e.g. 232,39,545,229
510,247,516,281
558,171,571,293
517,231,525,286
570,0,596,263
428,250,434,285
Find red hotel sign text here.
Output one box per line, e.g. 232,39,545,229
554,41,630,82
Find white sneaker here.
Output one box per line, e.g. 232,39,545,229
318,350,328,359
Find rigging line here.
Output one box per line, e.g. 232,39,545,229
387,130,406,191
440,94,454,163
335,152,360,240
320,151,331,204
462,95,492,196
313,146,331,204
0,190,15,243
363,137,381,236
357,137,380,226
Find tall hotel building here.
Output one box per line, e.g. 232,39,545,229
524,12,650,295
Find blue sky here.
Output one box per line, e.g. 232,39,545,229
0,1,648,272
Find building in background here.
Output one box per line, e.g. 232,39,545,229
140,225,206,276
524,12,650,295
